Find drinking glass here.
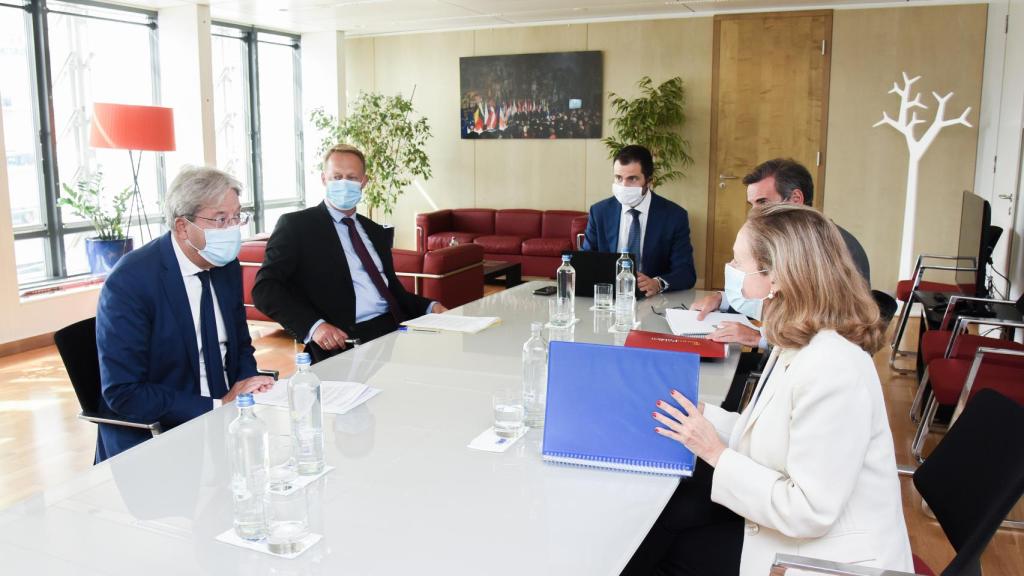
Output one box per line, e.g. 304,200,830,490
593,283,613,310
268,435,298,492
265,489,310,555
492,391,525,438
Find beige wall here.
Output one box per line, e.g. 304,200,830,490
825,4,988,291
346,19,714,286
346,4,987,292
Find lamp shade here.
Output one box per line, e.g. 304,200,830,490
89,103,176,151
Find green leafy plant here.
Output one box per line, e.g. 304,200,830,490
603,76,693,185
58,171,132,240
311,90,432,220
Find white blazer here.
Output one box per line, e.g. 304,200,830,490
702,330,913,575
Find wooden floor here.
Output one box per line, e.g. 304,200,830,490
0,313,1021,574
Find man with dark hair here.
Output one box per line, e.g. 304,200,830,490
694,157,871,352
582,144,696,295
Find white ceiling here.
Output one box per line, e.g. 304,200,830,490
116,0,934,36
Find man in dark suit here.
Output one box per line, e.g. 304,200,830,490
582,144,697,295
95,166,273,462
253,144,446,362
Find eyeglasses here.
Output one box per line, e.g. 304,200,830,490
189,212,252,229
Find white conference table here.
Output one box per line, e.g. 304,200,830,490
0,281,740,575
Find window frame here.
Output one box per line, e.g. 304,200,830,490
211,21,304,234
6,0,162,288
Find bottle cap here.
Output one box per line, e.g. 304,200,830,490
561,254,571,262
237,393,254,407
295,352,312,365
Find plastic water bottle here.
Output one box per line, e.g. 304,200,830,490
615,260,636,331
615,251,634,278
556,254,576,317
522,321,548,428
448,235,459,247
289,353,325,475
229,393,268,541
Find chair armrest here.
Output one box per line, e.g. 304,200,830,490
258,369,280,381
771,554,920,576
953,347,1024,422
79,412,163,437
942,294,1017,330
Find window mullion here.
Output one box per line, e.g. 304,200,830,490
30,0,66,278
247,29,263,233
291,43,303,208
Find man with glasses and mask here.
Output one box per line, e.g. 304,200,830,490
253,144,446,363
94,166,274,462
582,144,696,295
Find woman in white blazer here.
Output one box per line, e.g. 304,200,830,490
648,204,912,576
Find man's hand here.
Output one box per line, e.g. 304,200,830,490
431,303,448,314
636,273,662,297
708,321,761,348
692,292,723,321
312,322,350,351
222,375,275,403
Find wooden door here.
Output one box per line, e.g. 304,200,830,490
706,11,832,289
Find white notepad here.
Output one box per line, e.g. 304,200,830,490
400,313,501,334
664,309,757,337
255,380,380,415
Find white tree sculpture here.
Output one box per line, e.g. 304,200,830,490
874,72,972,281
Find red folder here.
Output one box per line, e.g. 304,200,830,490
624,329,728,359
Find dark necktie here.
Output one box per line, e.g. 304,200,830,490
626,208,642,273
196,271,228,399
341,218,406,323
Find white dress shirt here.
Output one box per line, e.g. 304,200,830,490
616,189,652,258
171,236,228,406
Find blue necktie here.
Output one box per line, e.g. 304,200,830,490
197,271,228,399
626,208,642,273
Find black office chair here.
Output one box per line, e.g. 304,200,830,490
872,290,898,326
772,388,1024,576
54,317,163,437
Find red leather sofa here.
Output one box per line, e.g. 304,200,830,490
415,208,588,278
239,236,485,323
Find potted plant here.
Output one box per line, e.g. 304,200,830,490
59,171,134,274
603,76,694,185
311,89,432,221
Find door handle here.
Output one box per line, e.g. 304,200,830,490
719,174,738,179
997,194,1013,200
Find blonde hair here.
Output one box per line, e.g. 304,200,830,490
322,143,366,172
745,204,884,353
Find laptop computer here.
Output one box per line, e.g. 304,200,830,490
564,250,644,299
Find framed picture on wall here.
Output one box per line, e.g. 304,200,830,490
459,50,603,140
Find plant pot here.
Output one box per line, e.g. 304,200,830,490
86,237,134,275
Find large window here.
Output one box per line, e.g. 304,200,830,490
212,24,303,236
1,0,160,286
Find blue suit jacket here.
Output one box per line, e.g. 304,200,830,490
582,192,697,290
94,233,258,462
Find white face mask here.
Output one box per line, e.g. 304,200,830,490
723,262,770,320
612,183,644,207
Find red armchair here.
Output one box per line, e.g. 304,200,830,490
392,243,485,309
238,237,485,323
416,208,587,278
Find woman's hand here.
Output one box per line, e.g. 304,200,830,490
653,390,727,467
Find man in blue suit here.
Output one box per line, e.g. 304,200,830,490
95,166,274,462
583,145,696,295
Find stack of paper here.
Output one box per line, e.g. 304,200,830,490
664,309,757,337
255,380,380,415
400,313,501,334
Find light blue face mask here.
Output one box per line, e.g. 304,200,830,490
187,220,242,268
723,262,770,321
326,179,363,210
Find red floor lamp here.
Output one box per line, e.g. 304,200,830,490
89,103,175,242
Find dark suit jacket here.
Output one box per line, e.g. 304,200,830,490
95,233,258,462
252,202,431,346
582,192,697,291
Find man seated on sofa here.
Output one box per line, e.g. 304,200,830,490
253,144,446,362
582,144,697,295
